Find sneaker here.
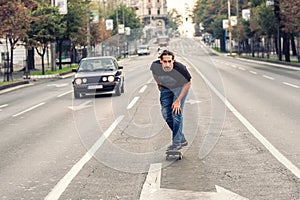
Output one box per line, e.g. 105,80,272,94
181,139,188,147
167,144,182,151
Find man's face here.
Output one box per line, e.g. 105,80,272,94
160,55,174,72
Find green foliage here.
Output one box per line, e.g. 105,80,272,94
107,3,143,35
167,8,183,30
29,2,64,46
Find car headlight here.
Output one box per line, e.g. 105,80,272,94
75,78,82,85
108,75,115,82
82,78,87,83
102,76,108,82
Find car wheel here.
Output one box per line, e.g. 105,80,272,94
121,84,124,93
74,90,80,99
116,85,122,96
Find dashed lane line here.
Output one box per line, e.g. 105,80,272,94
262,75,275,80
57,90,73,98
283,82,299,89
139,85,147,93
0,104,8,112
13,102,45,117
127,96,140,110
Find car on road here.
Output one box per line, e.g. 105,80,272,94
72,56,124,98
137,45,150,56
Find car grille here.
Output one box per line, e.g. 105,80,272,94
87,76,104,83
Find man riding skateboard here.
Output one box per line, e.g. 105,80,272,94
150,50,192,151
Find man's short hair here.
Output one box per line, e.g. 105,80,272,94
159,50,175,60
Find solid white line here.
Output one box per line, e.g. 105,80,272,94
184,58,300,179
283,82,299,89
44,115,124,200
13,102,45,117
57,90,73,97
249,71,257,75
139,85,147,93
127,96,140,110
263,75,274,80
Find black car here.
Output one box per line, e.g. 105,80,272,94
72,56,124,98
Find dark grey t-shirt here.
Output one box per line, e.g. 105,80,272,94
150,60,191,89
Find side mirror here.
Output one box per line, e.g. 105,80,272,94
118,66,123,70
116,70,122,76
72,68,78,72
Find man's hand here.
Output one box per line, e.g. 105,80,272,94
172,99,181,115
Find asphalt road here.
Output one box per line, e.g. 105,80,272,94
0,37,299,200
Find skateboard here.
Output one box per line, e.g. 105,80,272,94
166,149,183,160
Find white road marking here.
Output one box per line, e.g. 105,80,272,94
68,101,92,111
127,96,140,110
47,83,68,88
140,163,248,200
184,58,300,179
283,82,299,89
231,65,237,68
263,75,274,80
249,71,257,75
57,90,73,97
0,104,8,112
238,67,246,71
13,102,45,117
44,115,124,200
139,85,147,93
0,104,8,109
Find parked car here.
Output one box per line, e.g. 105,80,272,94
72,56,124,98
137,45,150,56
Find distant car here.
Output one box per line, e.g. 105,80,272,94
137,45,150,56
157,47,168,55
72,56,124,98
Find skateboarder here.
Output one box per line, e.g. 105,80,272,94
150,50,192,151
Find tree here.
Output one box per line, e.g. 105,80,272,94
280,0,300,61
107,3,143,35
56,0,86,68
167,8,183,31
28,2,65,75
0,0,34,81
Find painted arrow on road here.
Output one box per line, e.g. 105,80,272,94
186,99,202,105
140,163,248,200
68,100,92,111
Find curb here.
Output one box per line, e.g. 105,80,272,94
0,80,30,91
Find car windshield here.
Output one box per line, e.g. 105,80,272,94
78,59,116,72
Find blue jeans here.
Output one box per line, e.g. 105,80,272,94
160,87,188,146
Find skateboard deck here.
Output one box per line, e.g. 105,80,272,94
166,149,183,160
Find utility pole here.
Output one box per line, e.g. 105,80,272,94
228,0,232,55
274,0,282,61
237,0,240,55
50,0,56,71
86,0,92,57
